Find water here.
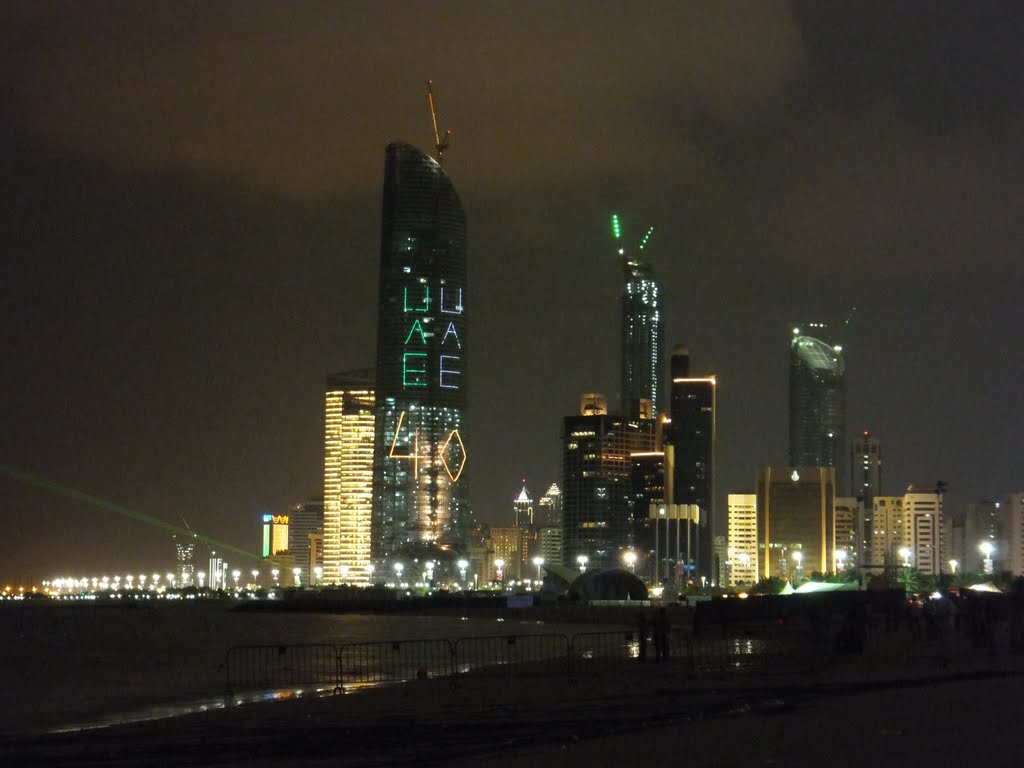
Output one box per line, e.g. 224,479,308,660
0,600,597,735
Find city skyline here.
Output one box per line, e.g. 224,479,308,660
3,3,1023,579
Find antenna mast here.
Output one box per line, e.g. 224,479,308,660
427,80,452,165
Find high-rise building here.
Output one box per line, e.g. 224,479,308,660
323,372,375,585
903,487,943,577
869,495,904,573
789,323,845,489
870,488,945,577
756,466,836,580
849,431,881,503
665,347,717,581
173,533,197,586
537,483,563,527
514,483,533,528
614,212,662,419
371,142,469,561
537,526,564,570
562,393,656,570
261,513,289,558
629,450,665,580
833,496,863,572
287,497,324,587
489,527,519,581
959,500,1001,574
998,493,1024,577
727,493,758,586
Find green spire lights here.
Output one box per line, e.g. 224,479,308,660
611,213,622,240
639,226,654,251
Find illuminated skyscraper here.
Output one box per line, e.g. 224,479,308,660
562,392,656,570
372,142,469,560
613,213,662,419
789,322,846,486
850,431,881,504
665,346,717,582
756,466,836,579
323,372,375,584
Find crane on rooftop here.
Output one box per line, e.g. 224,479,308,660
427,80,452,166
610,212,655,267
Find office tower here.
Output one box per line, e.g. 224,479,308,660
903,486,943,577
869,496,904,573
261,513,289,558
961,500,1001,574
756,466,836,580
789,323,846,489
614,213,662,419
849,431,881,503
871,488,944,577
537,526,564,570
489,527,519,580
512,483,536,578
173,533,197,585
537,483,563,527
323,372,375,585
727,493,758,586
999,493,1024,577
833,496,863,572
629,450,665,581
665,346,717,581
287,497,324,587
562,392,656,570
514,483,533,528
372,142,469,560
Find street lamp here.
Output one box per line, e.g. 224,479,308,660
949,559,959,575
314,566,323,586
457,559,469,584
494,559,505,582
577,554,588,573
271,568,280,586
251,569,259,586
792,551,803,582
533,556,545,581
622,551,637,573
394,562,404,583
292,567,301,587
979,541,994,575
340,565,350,583
898,547,912,568
835,550,848,572
231,570,241,589
197,571,206,589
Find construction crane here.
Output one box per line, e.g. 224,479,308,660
427,80,452,165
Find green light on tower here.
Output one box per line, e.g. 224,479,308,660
639,226,654,251
611,213,621,240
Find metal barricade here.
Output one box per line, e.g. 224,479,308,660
224,643,340,697
454,634,571,680
338,639,455,689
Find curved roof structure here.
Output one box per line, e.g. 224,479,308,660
792,335,844,375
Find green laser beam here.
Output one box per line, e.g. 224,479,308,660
1,464,262,562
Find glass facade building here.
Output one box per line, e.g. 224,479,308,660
372,142,469,562
665,346,717,582
620,257,662,419
561,397,656,570
788,322,846,485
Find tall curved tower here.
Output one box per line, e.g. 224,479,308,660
372,142,469,561
788,322,845,476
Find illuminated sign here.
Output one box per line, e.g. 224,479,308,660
400,276,463,391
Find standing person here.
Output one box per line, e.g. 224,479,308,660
653,607,670,662
636,612,649,662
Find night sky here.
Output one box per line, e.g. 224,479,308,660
3,2,1023,582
